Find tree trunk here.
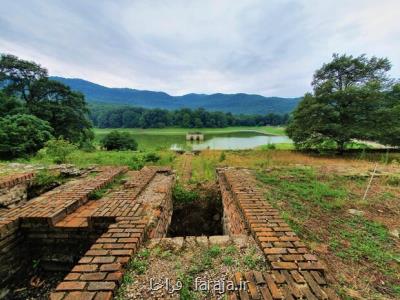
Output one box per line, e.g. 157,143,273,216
337,141,345,155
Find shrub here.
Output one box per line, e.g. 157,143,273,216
172,184,199,204
44,138,78,164
0,114,53,159
265,144,276,150
219,151,226,162
79,140,96,152
101,131,138,151
143,152,160,163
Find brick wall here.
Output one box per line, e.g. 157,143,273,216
24,225,106,271
0,172,35,208
49,167,175,300
0,167,127,287
0,219,27,284
218,169,248,235
219,168,339,300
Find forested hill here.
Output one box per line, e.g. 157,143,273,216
51,76,300,115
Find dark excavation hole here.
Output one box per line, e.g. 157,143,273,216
2,227,107,300
27,171,68,200
167,184,223,237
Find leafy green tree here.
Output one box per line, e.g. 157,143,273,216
0,91,25,117
372,83,400,146
101,131,138,151
287,53,398,152
0,54,92,143
43,138,78,164
0,114,53,159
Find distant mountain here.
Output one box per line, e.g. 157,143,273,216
51,76,300,115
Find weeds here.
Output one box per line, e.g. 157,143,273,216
128,249,150,275
329,216,395,273
87,174,125,200
172,184,199,204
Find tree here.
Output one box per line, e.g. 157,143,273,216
43,138,78,164
287,54,399,152
101,131,138,151
0,114,53,159
0,54,93,143
0,91,26,117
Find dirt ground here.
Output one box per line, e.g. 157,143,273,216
117,235,267,300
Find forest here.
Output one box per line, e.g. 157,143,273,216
89,104,289,128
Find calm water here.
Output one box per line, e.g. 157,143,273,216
129,131,292,150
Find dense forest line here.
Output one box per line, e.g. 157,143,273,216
89,105,289,128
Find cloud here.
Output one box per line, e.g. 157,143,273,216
0,0,399,97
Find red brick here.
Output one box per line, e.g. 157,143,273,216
100,263,121,272
123,243,137,250
271,262,298,270
80,272,107,281
87,281,116,291
86,249,108,256
49,292,65,300
56,281,86,291
111,232,130,237
264,247,287,254
258,236,279,242
64,291,96,300
94,291,113,300
72,264,98,272
103,243,124,249
106,271,123,281
117,237,138,243
281,254,304,261
92,256,115,264
298,262,325,270
79,256,94,264
97,238,117,243
110,249,133,256
65,273,81,281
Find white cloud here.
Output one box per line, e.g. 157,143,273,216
0,0,399,97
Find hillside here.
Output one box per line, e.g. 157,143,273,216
51,76,300,114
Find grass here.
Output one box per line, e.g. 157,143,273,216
23,149,175,170
257,167,348,213
329,217,396,272
190,154,218,183
257,165,400,299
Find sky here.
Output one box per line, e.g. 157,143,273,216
1,0,399,97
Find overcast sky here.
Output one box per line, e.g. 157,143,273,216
1,0,399,97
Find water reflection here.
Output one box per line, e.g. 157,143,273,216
170,131,292,150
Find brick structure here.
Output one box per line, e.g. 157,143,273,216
219,171,248,235
49,166,174,300
0,167,127,285
0,172,35,208
218,168,339,300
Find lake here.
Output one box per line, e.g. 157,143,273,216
128,131,292,150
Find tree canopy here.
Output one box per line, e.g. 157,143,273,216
287,54,400,152
0,54,92,143
90,105,289,129
101,131,138,151
0,114,53,159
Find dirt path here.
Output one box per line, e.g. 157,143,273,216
175,153,193,183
